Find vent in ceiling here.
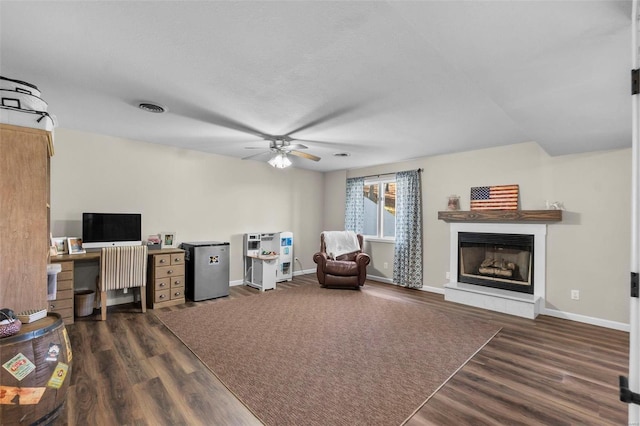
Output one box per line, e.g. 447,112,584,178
138,102,166,113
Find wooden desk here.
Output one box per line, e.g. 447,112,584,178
50,248,184,323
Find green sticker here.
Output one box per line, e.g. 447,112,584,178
2,353,36,381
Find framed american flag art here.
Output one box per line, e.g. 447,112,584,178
470,184,519,210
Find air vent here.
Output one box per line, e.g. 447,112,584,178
138,102,166,113
334,152,351,157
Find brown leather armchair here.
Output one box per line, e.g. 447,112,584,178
313,233,371,289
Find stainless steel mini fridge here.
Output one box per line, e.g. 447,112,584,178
181,241,230,301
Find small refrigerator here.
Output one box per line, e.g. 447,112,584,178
181,241,230,301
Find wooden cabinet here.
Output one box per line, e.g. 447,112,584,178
48,261,74,325
0,124,53,314
147,249,185,309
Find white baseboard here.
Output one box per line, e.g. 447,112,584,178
367,274,393,284
366,276,445,294
415,285,445,295
541,307,629,332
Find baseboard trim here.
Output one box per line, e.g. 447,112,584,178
541,307,629,332
367,274,393,284
416,285,445,295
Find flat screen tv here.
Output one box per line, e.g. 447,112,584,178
82,213,142,249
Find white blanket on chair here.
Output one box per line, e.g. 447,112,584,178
323,231,360,259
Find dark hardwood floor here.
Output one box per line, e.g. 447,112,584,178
52,275,629,425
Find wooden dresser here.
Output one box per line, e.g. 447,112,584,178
49,261,74,324
147,248,185,309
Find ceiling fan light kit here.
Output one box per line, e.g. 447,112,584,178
244,136,321,168
268,153,292,169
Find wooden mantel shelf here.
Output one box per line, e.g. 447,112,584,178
438,209,562,223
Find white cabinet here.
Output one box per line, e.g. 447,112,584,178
245,255,278,291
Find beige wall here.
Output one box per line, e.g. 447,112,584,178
338,142,630,325
50,128,324,287
52,129,631,325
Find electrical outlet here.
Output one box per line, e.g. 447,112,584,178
383,262,388,269
445,271,451,279
571,290,580,300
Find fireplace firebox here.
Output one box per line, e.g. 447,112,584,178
457,232,534,294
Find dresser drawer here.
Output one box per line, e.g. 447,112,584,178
155,289,171,303
155,277,170,291
170,289,184,300
55,289,74,301
170,253,184,265
58,261,73,272
57,271,73,281
154,254,171,267
53,308,74,322
171,276,184,289
49,298,73,311
156,264,185,278
57,279,74,291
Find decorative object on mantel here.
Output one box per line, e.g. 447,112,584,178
545,200,565,210
438,209,562,223
470,184,519,210
447,195,460,211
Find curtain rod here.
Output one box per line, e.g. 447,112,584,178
354,168,423,180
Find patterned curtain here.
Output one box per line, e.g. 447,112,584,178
344,177,364,233
393,170,423,288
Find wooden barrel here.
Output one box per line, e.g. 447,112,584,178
0,313,72,425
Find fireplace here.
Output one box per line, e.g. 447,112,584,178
444,222,547,319
458,232,534,294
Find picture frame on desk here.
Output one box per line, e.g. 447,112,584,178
160,232,176,248
51,237,67,255
67,237,86,255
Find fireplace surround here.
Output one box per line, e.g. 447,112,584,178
444,222,547,319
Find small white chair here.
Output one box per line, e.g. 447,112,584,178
99,245,148,321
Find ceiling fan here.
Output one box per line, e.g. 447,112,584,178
243,136,321,168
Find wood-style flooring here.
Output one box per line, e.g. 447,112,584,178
52,275,629,425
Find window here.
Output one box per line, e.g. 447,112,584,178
363,178,396,239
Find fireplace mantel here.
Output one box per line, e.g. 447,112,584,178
438,209,562,223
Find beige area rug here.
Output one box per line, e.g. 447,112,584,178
156,285,501,425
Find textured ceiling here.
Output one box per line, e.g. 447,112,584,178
0,1,632,171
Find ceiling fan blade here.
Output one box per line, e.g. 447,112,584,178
289,150,321,162
161,99,268,139
242,151,270,160
285,104,363,136
245,146,268,149
289,139,363,151
286,143,308,150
